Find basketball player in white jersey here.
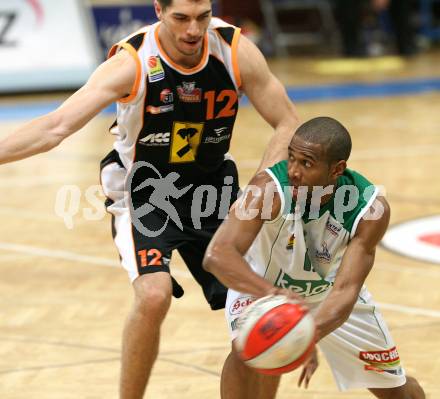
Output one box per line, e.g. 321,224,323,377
204,117,425,398
0,0,301,397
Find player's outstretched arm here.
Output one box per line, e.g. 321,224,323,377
0,50,136,165
238,35,300,172
203,172,280,297
313,197,391,341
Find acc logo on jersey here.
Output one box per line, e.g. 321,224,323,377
170,122,203,163
148,56,165,82
139,132,170,146
177,81,202,102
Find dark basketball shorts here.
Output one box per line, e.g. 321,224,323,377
100,150,240,310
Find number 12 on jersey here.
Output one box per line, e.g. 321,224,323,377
204,90,238,120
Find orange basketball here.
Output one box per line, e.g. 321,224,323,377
235,295,316,375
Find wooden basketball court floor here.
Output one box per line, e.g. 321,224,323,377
0,52,439,398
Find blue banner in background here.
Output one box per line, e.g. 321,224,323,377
91,2,219,58
92,5,157,57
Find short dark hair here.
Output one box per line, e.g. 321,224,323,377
157,0,212,10
294,117,352,163
157,0,172,8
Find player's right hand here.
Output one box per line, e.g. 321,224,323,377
265,287,308,313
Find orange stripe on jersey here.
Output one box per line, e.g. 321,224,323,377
231,28,242,89
155,24,209,74
117,42,142,104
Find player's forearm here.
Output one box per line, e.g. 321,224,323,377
0,113,64,164
257,115,299,172
203,248,273,297
313,288,357,341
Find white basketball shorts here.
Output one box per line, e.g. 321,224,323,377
225,287,406,391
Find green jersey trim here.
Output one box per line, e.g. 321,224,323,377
267,161,377,234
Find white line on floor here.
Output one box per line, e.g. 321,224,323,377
0,242,192,279
378,302,440,318
1,241,439,316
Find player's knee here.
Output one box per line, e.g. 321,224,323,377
133,276,172,320
405,376,425,399
134,288,171,320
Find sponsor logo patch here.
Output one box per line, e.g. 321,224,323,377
203,126,231,144
170,122,204,163
146,104,174,114
286,233,295,250
214,127,228,136
231,318,239,331
177,81,202,102
229,295,254,316
204,134,231,144
359,347,400,365
148,56,165,82
139,132,170,146
275,271,332,297
315,242,331,263
326,219,342,236
160,89,174,104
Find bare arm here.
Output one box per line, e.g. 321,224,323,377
203,172,281,296
314,197,391,341
238,35,300,172
0,50,136,165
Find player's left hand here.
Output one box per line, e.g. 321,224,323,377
297,347,318,389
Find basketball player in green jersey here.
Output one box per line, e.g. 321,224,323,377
204,117,425,398
0,0,301,397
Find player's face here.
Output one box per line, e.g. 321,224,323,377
287,135,339,201
156,0,212,57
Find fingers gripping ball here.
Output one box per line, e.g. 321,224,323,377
235,295,316,375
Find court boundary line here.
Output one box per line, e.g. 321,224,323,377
0,241,439,318
1,76,440,121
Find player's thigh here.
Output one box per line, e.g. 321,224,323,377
177,234,228,310
317,289,406,391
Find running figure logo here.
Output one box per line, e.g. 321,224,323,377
127,161,193,237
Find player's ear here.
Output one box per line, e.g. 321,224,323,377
154,0,163,20
331,160,346,179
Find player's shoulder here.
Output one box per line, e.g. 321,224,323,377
111,24,152,52
338,168,374,191
239,170,282,221
208,17,240,45
209,17,239,31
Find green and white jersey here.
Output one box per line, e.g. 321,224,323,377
244,160,379,303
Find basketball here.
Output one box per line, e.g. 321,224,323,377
235,295,316,375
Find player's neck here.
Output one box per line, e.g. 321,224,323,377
157,26,204,69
